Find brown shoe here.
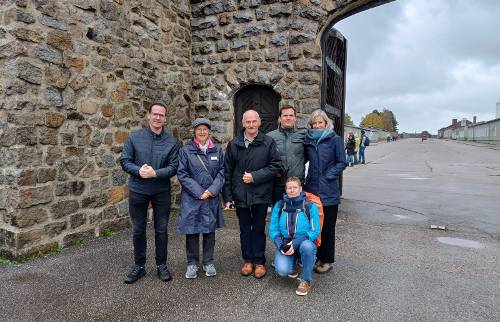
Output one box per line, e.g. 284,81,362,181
241,263,253,276
296,280,311,296
254,264,267,279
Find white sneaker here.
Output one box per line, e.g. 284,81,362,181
203,264,217,277
185,265,198,279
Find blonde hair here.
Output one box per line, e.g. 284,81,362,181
307,109,334,129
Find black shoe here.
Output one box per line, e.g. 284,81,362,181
124,265,146,284
157,264,172,282
362,161,365,164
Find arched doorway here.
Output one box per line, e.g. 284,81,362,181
233,85,281,136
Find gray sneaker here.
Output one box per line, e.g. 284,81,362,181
203,264,217,277
185,265,198,279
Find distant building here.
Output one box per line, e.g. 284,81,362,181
438,105,500,142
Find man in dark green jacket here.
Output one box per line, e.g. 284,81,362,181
266,105,306,204
223,110,281,279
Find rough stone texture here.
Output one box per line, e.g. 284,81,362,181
1,0,192,258
1,0,382,258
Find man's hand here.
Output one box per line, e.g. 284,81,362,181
242,171,254,184
139,164,157,179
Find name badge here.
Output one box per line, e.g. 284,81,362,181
210,156,218,161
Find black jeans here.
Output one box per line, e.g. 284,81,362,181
129,190,171,267
317,205,339,264
185,232,215,266
236,204,268,265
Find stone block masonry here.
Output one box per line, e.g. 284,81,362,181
0,0,192,258
0,0,384,257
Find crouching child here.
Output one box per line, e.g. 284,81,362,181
268,177,320,296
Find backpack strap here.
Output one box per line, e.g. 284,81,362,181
277,200,285,217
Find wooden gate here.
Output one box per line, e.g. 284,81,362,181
233,85,281,136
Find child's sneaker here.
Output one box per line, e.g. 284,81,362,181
296,280,311,296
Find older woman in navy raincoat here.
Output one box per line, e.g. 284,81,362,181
177,118,225,279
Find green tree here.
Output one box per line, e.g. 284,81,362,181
344,113,354,125
360,112,384,129
380,108,398,132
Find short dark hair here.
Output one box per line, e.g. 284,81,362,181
286,176,302,186
148,102,167,113
279,105,296,117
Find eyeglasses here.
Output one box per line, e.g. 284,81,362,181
151,113,166,118
195,128,209,133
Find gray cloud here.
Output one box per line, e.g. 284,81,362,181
335,0,500,133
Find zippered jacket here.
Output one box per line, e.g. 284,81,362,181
304,129,347,206
268,192,320,250
266,127,306,186
120,127,181,195
223,131,282,207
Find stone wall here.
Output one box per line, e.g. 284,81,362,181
0,0,192,258
189,0,374,139
0,0,387,258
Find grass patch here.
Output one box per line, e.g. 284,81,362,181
70,239,88,247
0,256,19,266
48,245,64,254
100,229,114,237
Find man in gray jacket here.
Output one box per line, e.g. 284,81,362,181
267,105,306,203
120,102,181,284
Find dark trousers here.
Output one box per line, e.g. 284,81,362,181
186,232,215,266
129,190,171,267
236,204,268,265
317,205,339,264
272,184,285,205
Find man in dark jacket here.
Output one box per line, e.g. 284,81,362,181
223,109,281,279
266,105,306,204
120,102,181,284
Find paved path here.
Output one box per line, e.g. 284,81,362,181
1,138,499,321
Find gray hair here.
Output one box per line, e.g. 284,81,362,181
242,109,260,123
307,109,334,129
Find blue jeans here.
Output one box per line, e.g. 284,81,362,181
358,146,366,163
274,240,317,282
346,154,354,164
236,204,268,265
129,190,171,267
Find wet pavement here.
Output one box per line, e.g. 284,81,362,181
1,138,499,321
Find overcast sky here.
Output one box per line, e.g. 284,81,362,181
335,0,500,134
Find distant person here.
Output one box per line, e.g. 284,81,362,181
223,109,282,279
120,102,181,284
345,131,356,167
176,118,225,279
386,135,391,143
354,134,361,164
267,105,306,204
269,177,320,296
304,109,347,274
359,130,369,164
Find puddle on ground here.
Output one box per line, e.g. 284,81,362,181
437,237,484,249
404,177,430,180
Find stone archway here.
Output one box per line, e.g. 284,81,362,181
233,85,281,136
